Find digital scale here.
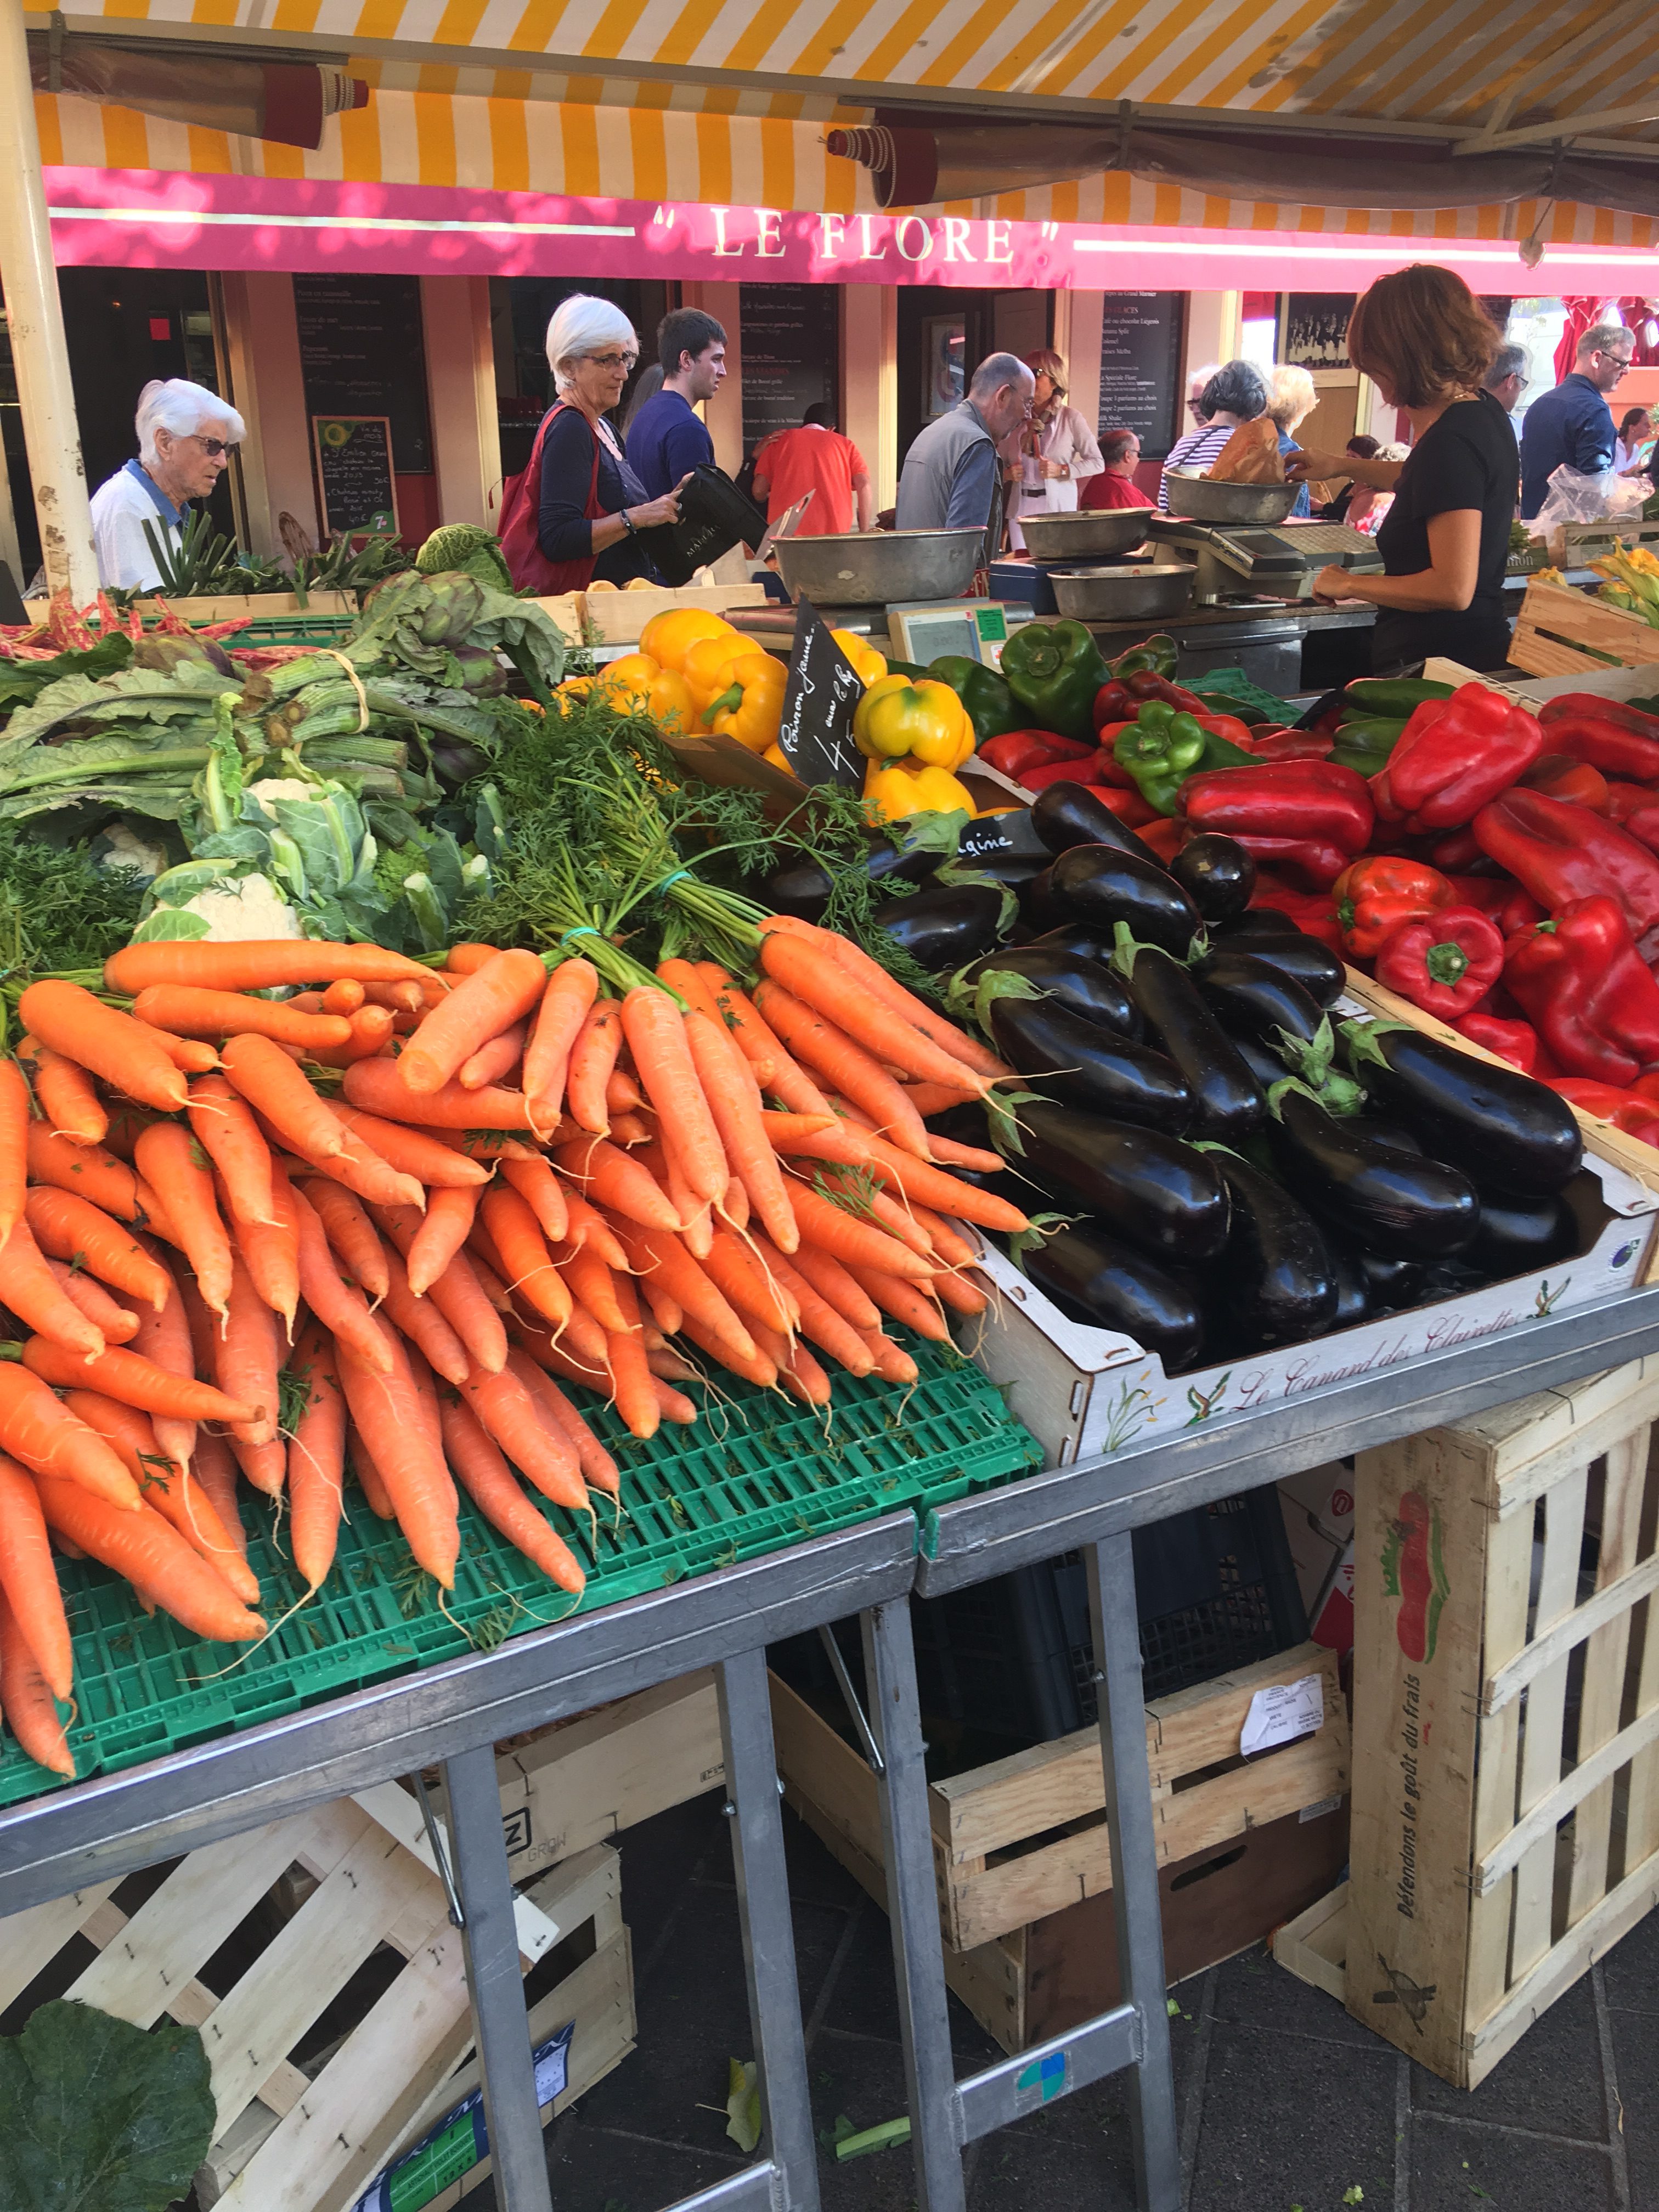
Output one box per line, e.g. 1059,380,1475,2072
1145,515,1385,606
727,597,1029,665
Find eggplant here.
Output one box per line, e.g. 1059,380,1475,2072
1019,1102,1232,1264
1024,1223,1205,1370
1209,1150,1338,1350
1463,1190,1580,1279
1170,834,1256,923
1348,1119,1423,1155
1119,942,1266,1142
872,884,1005,970
989,996,1193,1130
1035,922,1123,967
1029,781,1163,867
1213,911,1300,940
967,945,1143,1040
1269,1087,1480,1259
765,836,936,923
1232,1032,1297,1096
1345,1025,1584,1197
1327,1241,1372,1331
1030,847,1200,957
1213,929,1345,1009
1193,950,1324,1052
1355,1246,1426,1307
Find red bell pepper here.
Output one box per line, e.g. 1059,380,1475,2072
1374,906,1505,1019
1538,695,1659,781
1064,782,1160,828
1472,788,1659,942
1020,756,1116,793
1331,856,1454,960
1519,755,1609,810
1092,674,1206,729
1452,1012,1539,1074
1503,896,1659,1085
1244,727,1336,763
1372,683,1544,832
1137,816,1184,864
979,729,1094,779
1420,827,1485,872
1247,879,1344,949
1539,691,1659,738
1443,876,1545,938
1180,760,1373,853
1190,710,1256,749
1543,1079,1659,1148
1601,781,1658,822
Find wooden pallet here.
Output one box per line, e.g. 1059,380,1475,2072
1272,1880,1348,2004
1348,1358,1659,2089
0,1796,632,2212
1508,575,1659,678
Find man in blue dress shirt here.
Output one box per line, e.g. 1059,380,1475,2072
1519,321,1634,518
625,308,726,499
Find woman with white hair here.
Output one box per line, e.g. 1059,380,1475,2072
515,295,684,590
89,378,245,590
1268,365,1319,518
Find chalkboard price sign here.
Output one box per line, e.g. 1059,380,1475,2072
776,599,865,790
740,285,840,453
1096,292,1185,461
312,416,399,538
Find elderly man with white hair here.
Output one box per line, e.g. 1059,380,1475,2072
894,352,1035,560
89,377,245,590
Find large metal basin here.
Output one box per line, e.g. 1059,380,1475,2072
1162,472,1297,525
1019,508,1153,562
774,527,985,606
1049,563,1195,622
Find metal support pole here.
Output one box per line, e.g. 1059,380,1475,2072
440,1741,555,2212
1085,1534,1182,2211
0,0,97,600
715,1646,820,2211
862,1599,967,2212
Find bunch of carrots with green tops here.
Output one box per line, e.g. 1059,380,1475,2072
0,919,1030,1783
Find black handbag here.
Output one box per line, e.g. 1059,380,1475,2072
635,465,770,587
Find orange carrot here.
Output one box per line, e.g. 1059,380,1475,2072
554,1133,681,1231
748,1237,875,1376
216,1253,282,1447
300,1178,390,1302
308,1002,399,1068
847,1262,950,1340
785,1242,883,1331
133,1121,234,1318
681,1007,800,1251
190,1430,244,1560
510,1317,610,1396
105,940,433,995
0,1587,73,1775
901,1080,980,1117
656,957,740,1046
150,1029,222,1075
702,1226,799,1335
439,1394,585,1594
400,949,549,1096
233,1161,301,1336
375,1204,509,1374
24,1186,171,1312
18,980,188,1113
349,1426,395,1518
460,1362,586,1510
478,1184,571,1327
0,1221,105,1358
47,1260,137,1345
221,1031,349,1160
0,1452,74,1700
761,914,1010,1080
637,1274,684,1338
923,1131,1005,1173
0,1368,140,1509
274,1116,425,1213
748,1319,832,1406
37,1473,266,1639
930,1266,989,1316
677,1313,778,1389
407,1186,479,1298
619,987,727,1202
20,1034,107,1146
786,1178,936,1280
60,1390,258,1604
323,978,366,1015
607,1220,758,1361
859,1328,919,1385
371,1240,467,1385
24,1123,146,1226
332,1113,495,1189
458,1020,527,1091
187,1073,275,1227
129,1253,197,1470
757,928,991,1091
566,1000,623,1134
341,1057,536,1130
335,1317,459,1585
499,1153,569,1245
817,1171,933,1257
558,1240,631,1335
754,982,931,1161
133,984,352,1052
522,957,599,1129
288,1179,393,1373
0,1059,29,1248
364,980,427,1014
605,1322,659,1440
706,973,821,1107
505,1349,618,1494
845,1128,1031,1234
907,1203,979,1269
288,1324,345,1590
445,942,499,975
561,1188,627,1269
21,1336,256,1426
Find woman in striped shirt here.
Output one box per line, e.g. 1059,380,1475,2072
1158,360,1271,511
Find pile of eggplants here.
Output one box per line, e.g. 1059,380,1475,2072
938,780,1587,1375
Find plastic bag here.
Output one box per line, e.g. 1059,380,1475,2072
1534,461,1647,556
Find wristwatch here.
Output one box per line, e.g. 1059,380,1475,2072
619,509,638,538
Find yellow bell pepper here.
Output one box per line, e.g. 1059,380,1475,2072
863,758,978,823
638,608,738,674
762,740,800,777
853,677,972,769
830,629,888,687
704,651,787,753
593,652,695,731
682,634,755,714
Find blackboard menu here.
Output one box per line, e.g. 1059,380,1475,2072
740,285,839,452
1096,292,1184,460
777,599,865,789
312,416,398,537
295,274,432,473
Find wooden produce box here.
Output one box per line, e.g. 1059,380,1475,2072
0,1791,633,2212
22,590,357,626
1347,1357,1659,2089
579,581,768,646
1272,1878,1349,2003
771,1644,1348,2052
1508,575,1659,679
1557,516,1659,568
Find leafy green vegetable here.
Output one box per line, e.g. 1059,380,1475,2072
416,523,515,592
0,822,147,992
0,632,134,712
0,1997,215,2212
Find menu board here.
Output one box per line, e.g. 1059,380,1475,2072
294,274,432,473
1096,292,1184,460
740,285,840,452
312,416,398,537
776,599,865,789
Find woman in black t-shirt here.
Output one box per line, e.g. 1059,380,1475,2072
1286,266,1518,673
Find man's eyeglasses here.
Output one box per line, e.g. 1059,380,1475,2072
193,436,239,458
1186,398,1206,417
587,350,639,373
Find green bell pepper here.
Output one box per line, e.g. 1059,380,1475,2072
1000,620,1109,744
1328,713,1407,778
926,655,1026,743
1113,704,1211,815
1109,632,1178,680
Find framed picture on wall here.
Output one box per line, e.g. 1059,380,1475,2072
922,315,966,419
1283,295,1356,369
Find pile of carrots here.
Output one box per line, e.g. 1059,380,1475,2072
0,918,1028,1782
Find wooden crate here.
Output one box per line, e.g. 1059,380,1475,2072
1347,1357,1659,2089
1508,575,1659,679
22,590,357,626
1272,1880,1348,2004
579,582,768,645
0,1793,632,2212
1558,517,1659,568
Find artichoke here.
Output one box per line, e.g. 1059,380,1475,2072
416,524,515,593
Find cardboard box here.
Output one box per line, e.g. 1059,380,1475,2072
1307,1541,1355,1654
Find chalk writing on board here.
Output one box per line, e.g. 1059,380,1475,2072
1096,292,1184,460
741,285,839,453
295,273,431,473
777,599,865,789
312,417,399,538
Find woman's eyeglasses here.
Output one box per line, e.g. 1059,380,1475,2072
587,350,639,373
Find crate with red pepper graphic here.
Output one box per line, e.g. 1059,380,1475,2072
1510,574,1659,680
1346,1356,1659,2089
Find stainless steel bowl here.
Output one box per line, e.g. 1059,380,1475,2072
1048,563,1195,622
1019,509,1153,562
1161,472,1297,525
774,527,985,606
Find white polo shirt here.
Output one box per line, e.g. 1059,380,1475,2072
89,460,188,590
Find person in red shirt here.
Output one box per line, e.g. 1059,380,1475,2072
751,403,875,536
1079,428,1156,512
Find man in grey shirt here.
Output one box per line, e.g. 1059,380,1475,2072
895,353,1035,559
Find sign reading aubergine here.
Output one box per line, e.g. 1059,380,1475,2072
1096,292,1184,461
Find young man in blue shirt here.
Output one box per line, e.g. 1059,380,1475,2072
625,308,726,499
1518,321,1634,518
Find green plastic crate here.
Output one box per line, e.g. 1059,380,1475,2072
1189,665,1298,721
235,611,360,647
0,1340,1041,1810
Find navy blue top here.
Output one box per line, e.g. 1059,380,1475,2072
625,388,713,501
1518,373,1616,519
537,406,654,584
1276,431,1311,519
